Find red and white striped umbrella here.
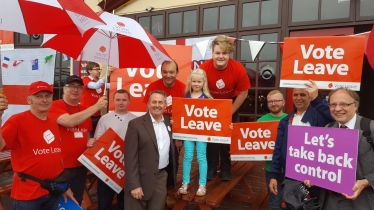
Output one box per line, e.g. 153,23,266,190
0,0,105,36
42,12,171,68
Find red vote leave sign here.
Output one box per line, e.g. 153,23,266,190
280,36,365,90
172,98,232,144
78,128,124,193
230,121,279,161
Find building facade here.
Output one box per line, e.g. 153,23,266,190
8,1,373,208
111,0,374,120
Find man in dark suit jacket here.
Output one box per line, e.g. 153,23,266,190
124,90,177,210
318,88,374,210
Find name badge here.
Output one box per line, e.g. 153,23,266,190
74,132,83,138
166,95,172,107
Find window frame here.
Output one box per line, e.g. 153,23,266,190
355,0,374,21
136,11,166,39
237,28,281,88
14,33,44,48
199,1,238,35
238,0,282,31
121,14,135,19
288,0,355,27
53,53,71,100
165,6,200,38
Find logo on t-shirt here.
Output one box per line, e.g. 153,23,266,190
96,88,102,94
43,130,55,144
216,79,225,89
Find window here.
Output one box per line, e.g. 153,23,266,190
53,53,70,100
200,2,238,34
321,0,350,20
137,12,165,38
237,30,280,119
242,2,259,27
290,0,352,25
239,0,281,31
14,33,43,48
166,6,199,38
356,0,374,21
291,0,319,23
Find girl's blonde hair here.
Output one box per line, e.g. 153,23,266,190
185,68,213,98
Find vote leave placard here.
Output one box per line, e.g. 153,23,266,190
286,125,358,195
172,98,232,144
78,128,124,193
230,121,279,161
280,36,365,90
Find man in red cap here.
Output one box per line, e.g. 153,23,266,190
0,81,77,210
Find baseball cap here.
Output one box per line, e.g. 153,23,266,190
65,75,84,86
29,81,53,95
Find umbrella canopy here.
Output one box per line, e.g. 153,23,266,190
42,12,171,68
0,0,105,36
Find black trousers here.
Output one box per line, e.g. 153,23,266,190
207,98,239,172
166,140,179,188
66,166,87,205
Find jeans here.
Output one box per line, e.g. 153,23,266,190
14,194,59,210
66,166,87,205
98,179,124,210
90,116,101,138
266,171,285,210
182,140,207,186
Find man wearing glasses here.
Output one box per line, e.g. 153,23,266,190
49,75,108,205
268,81,334,209
317,88,374,210
81,62,109,138
257,90,287,210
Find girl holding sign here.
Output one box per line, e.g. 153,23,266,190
178,69,212,196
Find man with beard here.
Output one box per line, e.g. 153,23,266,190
257,90,287,210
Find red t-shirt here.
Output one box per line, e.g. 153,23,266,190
199,58,251,99
49,99,92,168
143,79,186,116
2,110,63,200
81,76,104,116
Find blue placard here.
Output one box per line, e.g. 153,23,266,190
58,196,82,210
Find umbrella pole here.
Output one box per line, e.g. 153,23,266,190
78,52,83,78
103,65,109,96
103,32,113,96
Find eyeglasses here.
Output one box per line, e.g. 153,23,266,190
267,100,284,105
65,85,83,90
328,102,356,108
91,68,102,71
